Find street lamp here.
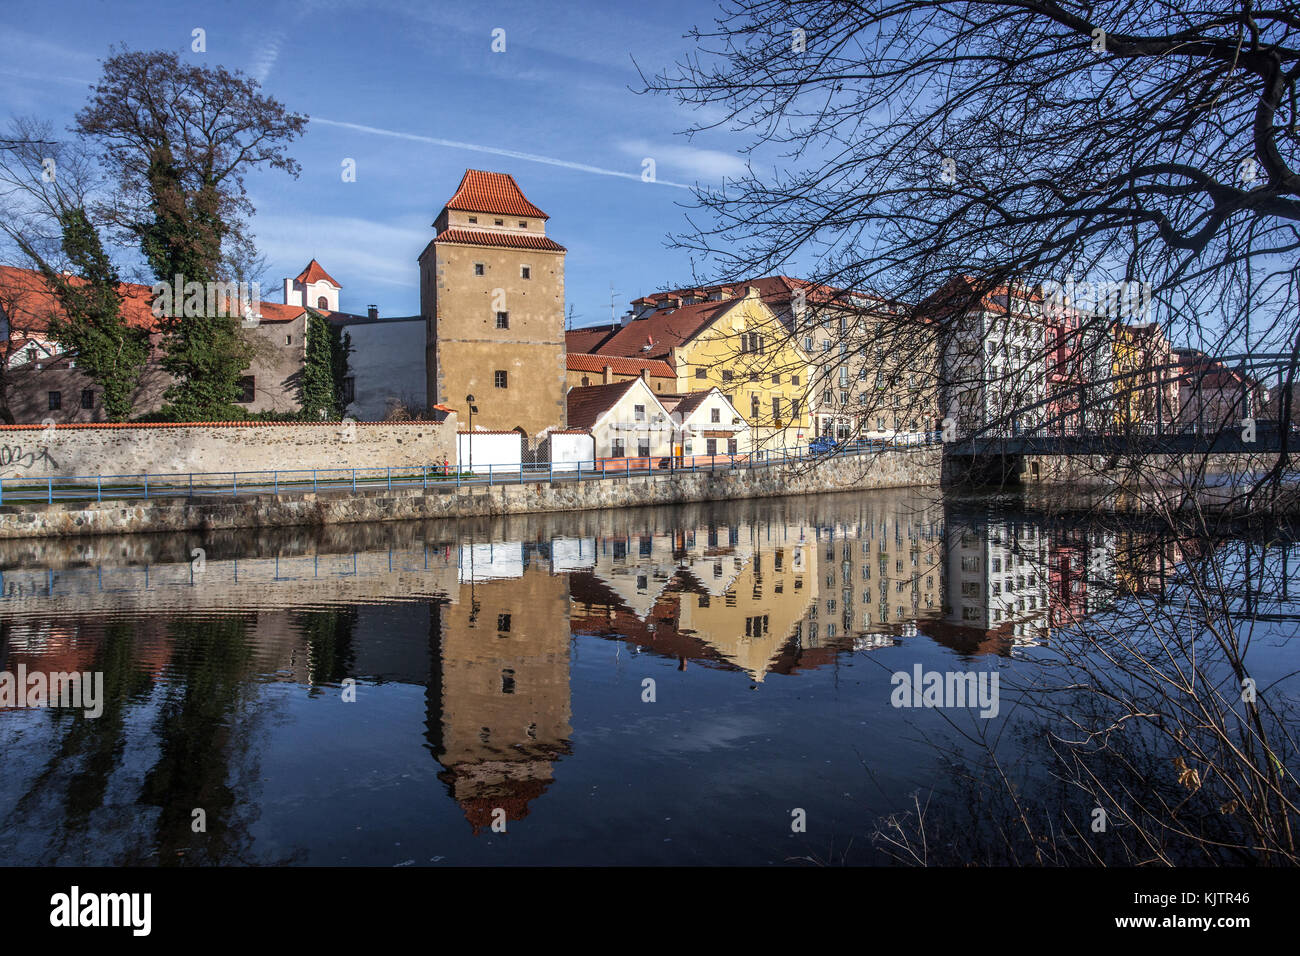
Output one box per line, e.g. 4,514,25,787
466,394,478,472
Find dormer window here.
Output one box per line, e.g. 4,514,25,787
468,216,478,223
494,218,504,226
317,296,328,309
518,221,527,228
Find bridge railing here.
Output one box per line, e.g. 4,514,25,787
0,431,944,505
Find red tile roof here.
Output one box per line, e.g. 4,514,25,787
566,380,639,430
632,276,896,311
565,352,675,378
294,259,341,288
565,325,619,354
921,274,1049,324
0,265,156,333
444,170,549,220
0,264,303,334
659,389,722,421
581,298,740,362
435,228,566,252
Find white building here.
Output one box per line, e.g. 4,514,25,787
660,387,751,457
938,280,1050,438
327,311,427,421
565,377,674,463
283,259,341,312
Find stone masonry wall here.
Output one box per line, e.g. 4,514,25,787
0,446,941,539
0,419,457,485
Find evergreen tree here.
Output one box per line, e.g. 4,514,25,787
28,207,150,421
299,311,350,420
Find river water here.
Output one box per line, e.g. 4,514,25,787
1,488,1296,865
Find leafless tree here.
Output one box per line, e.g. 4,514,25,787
641,0,1300,465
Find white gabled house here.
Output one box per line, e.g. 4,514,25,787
562,379,752,468
565,377,674,465
660,387,750,458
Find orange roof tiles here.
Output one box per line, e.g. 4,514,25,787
581,298,739,361
566,380,640,430
444,170,549,220
659,389,720,420
294,259,341,288
565,352,675,377
0,264,303,334
632,276,896,311
434,228,566,252
565,325,620,354
0,265,157,333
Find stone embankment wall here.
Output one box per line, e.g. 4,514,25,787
0,447,941,539
0,419,457,484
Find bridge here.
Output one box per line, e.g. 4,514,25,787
947,422,1295,457
940,351,1300,484
946,351,1299,455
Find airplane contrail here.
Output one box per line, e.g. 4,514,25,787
313,117,693,189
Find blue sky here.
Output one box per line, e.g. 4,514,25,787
0,0,763,326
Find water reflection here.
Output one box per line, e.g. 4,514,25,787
0,490,1293,864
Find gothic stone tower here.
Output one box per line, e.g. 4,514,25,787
419,170,568,440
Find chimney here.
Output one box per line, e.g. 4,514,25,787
367,304,378,320
640,368,648,382
602,364,613,384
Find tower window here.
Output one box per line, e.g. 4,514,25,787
474,263,485,276
81,389,94,409
520,265,531,279
496,311,509,329
48,391,61,410
238,376,256,403
494,370,508,388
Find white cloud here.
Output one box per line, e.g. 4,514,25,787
253,213,429,299
249,30,286,84
616,139,747,182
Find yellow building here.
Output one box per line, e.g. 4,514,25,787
1112,322,1178,427
566,518,818,681
565,286,810,450
624,275,939,442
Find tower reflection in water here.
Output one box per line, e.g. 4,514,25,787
2,490,1215,856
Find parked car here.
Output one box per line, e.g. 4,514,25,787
809,437,840,455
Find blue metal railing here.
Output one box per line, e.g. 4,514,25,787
0,432,943,506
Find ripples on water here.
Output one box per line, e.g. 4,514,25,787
0,489,1295,865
